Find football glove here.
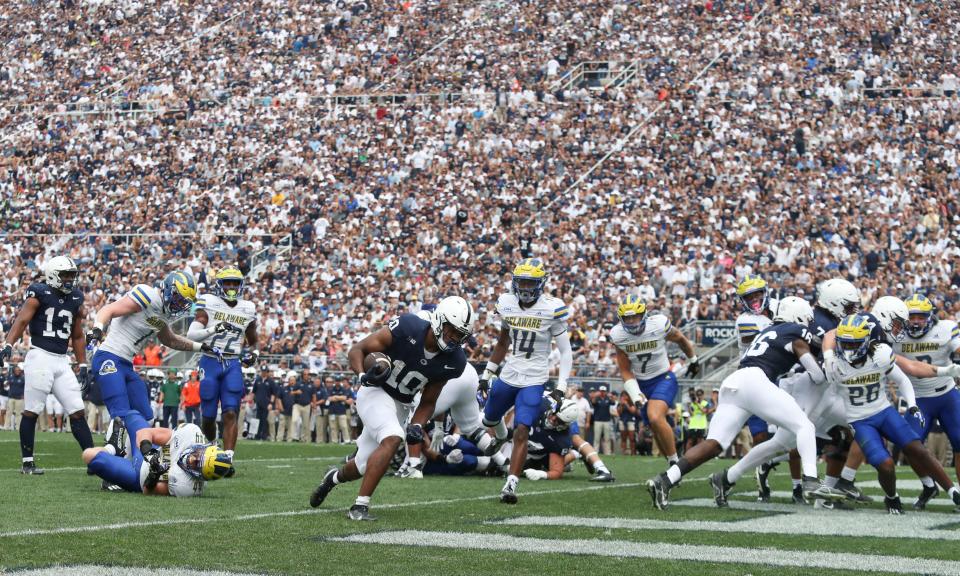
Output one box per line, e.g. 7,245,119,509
908,406,926,431
405,423,424,445
78,364,90,395
443,433,461,448
936,363,960,379
200,343,225,365
360,361,390,386
686,355,701,378
478,369,496,395
549,387,565,405
445,449,464,465
214,322,233,335
0,343,11,368
240,350,259,368
523,468,549,481
85,327,104,347
430,426,445,453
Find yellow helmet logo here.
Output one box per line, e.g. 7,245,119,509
215,267,244,282
512,258,547,279
617,294,647,318
172,272,197,302
836,314,871,340
736,275,767,297
201,445,234,481
904,293,933,314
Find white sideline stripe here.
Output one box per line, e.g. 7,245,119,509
493,509,960,541
0,482,639,538
330,530,960,575
0,566,262,576
0,455,343,473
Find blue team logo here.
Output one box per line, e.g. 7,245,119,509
99,360,117,376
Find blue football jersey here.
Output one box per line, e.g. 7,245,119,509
738,322,813,382
381,314,467,403
808,307,839,358
25,283,84,355
526,398,573,461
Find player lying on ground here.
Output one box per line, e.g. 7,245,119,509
83,414,232,497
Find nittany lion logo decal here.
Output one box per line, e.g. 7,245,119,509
99,360,117,375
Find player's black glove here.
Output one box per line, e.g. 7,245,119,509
405,423,424,445
140,440,168,488
686,355,701,378
241,349,259,368
360,362,390,386
478,367,497,395
214,322,232,335
0,343,11,368
78,364,91,395
550,387,565,405
200,343,225,365
85,327,104,347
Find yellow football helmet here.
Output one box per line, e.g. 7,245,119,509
736,275,768,314
617,294,647,335
177,443,233,481
512,258,547,305
162,271,197,317
836,314,872,365
904,293,936,338
215,267,245,302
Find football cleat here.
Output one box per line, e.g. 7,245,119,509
802,476,845,502
347,504,376,521
21,461,45,475
913,484,939,510
885,496,904,515
583,457,597,475
105,417,128,458
817,498,854,511
951,488,960,511
834,478,872,503
589,469,615,483
792,484,807,505
646,472,672,510
756,461,777,502
500,477,519,504
710,470,734,508
100,479,124,492
309,467,339,508
398,466,423,479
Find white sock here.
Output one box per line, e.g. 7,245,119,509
476,456,491,471
666,465,682,485
492,452,506,466
949,487,960,499
476,434,492,452
354,495,370,507
920,476,934,488
495,420,508,440
225,449,234,459
885,491,899,500
331,471,341,485
507,474,519,485
667,454,679,465
792,478,802,489
824,475,838,488
22,457,34,463
407,457,421,468
595,459,609,474
841,466,857,482
104,444,117,456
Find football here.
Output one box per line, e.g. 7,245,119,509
363,351,391,373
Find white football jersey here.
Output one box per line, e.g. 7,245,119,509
139,423,206,497
736,311,774,357
99,285,177,361
195,293,257,355
895,320,960,398
609,314,673,380
496,293,568,387
833,343,896,422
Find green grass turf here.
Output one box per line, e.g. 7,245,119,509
1,430,958,575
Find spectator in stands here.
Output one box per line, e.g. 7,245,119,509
291,370,315,442
159,370,181,429
181,371,201,425
326,375,354,444
313,375,329,444
276,372,297,442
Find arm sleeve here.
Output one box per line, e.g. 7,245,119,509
798,352,825,384
555,331,573,392
888,365,916,408
187,321,216,342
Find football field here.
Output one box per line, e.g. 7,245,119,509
2,430,959,576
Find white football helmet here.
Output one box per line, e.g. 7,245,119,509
773,296,814,325
816,278,861,320
44,255,79,294
548,398,579,431
146,368,164,383
431,296,475,352
870,296,909,343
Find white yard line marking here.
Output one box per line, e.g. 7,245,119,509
0,482,639,538
330,530,960,575
0,455,343,473
493,508,960,541
750,491,956,507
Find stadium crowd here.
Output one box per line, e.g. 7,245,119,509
1,0,960,381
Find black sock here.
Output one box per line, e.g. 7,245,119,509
676,457,693,475
20,413,38,460
70,415,94,450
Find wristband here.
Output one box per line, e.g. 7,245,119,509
485,360,500,374
192,341,203,352
94,321,105,331
140,439,153,454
